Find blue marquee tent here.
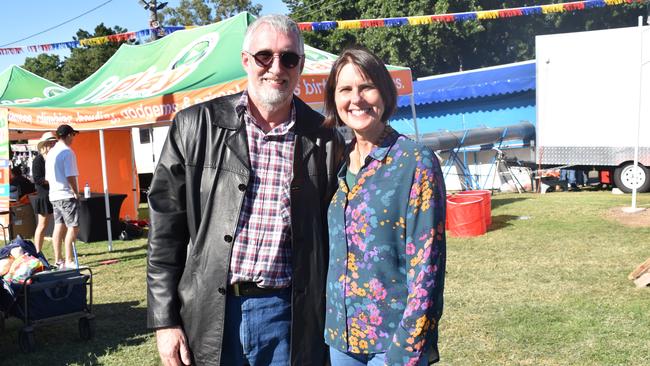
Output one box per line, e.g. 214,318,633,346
390,60,536,136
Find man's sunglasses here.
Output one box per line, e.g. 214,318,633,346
245,51,303,69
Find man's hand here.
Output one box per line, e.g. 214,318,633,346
156,326,192,366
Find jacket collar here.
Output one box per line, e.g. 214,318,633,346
209,93,242,129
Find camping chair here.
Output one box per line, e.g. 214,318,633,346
0,211,12,245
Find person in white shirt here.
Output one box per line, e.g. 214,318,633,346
45,124,80,269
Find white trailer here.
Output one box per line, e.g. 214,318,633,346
131,126,169,197
131,126,169,175
536,25,650,192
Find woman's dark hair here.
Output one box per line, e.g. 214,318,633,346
323,46,398,128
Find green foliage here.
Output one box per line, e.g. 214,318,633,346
22,54,64,84
22,23,127,88
60,24,127,88
160,0,262,26
285,0,648,78
17,1,650,87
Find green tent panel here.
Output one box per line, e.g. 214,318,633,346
0,65,66,105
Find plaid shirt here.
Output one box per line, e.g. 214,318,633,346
229,91,296,288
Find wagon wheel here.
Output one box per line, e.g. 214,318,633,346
18,329,36,353
79,316,96,340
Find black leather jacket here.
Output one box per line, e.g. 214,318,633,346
146,93,344,366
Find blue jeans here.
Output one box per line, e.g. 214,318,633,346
560,169,577,186
329,347,429,366
221,288,291,366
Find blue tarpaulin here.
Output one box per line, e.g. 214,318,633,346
397,60,535,107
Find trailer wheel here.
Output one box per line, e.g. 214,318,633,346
18,329,36,353
613,163,650,193
79,317,96,340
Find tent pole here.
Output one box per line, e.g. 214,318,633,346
130,130,138,219
99,130,113,251
628,16,646,212
410,93,420,142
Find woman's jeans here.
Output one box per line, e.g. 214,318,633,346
329,346,429,366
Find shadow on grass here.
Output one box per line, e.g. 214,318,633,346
488,214,521,231
491,197,530,210
80,243,147,257
1,301,151,365
82,252,148,267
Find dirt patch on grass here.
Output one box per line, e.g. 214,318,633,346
605,207,650,227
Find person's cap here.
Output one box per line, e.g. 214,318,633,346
36,131,57,150
56,124,79,138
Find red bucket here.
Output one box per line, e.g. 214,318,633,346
456,190,491,227
446,195,486,237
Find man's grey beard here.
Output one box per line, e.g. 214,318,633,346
250,86,293,112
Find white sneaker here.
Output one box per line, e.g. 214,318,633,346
64,261,77,270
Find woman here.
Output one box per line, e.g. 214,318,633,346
323,47,447,366
31,131,57,255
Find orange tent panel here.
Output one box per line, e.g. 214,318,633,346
72,130,139,220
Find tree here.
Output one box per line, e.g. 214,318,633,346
160,0,262,26
286,0,478,76
22,23,128,88
23,54,64,84
60,23,127,87
284,0,648,78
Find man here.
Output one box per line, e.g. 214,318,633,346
45,124,80,269
147,14,344,366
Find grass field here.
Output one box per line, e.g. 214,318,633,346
1,192,649,365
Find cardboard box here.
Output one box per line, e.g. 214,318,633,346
10,203,36,240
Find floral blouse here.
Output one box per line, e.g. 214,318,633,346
325,128,446,366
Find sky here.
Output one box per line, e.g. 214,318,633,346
0,0,289,74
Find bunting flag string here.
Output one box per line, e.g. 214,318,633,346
297,0,647,32
0,26,187,56
0,0,645,56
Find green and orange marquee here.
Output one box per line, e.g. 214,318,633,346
4,12,412,131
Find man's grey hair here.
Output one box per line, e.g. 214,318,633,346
242,14,304,55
